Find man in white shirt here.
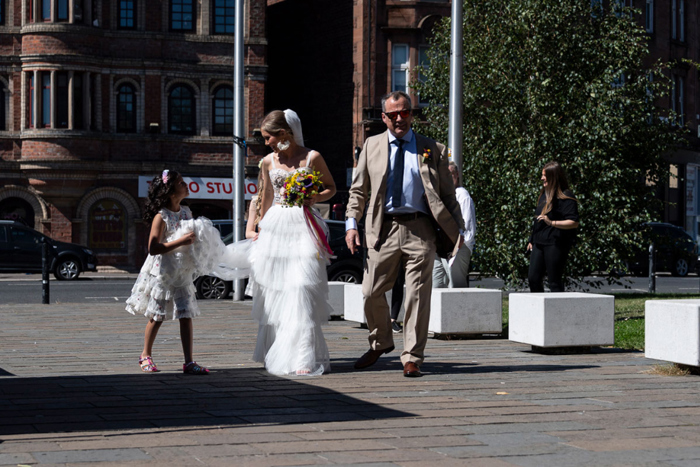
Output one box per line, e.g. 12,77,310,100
433,162,476,288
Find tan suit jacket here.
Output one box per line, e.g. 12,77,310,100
346,130,465,254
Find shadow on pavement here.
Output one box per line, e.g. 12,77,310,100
0,368,414,436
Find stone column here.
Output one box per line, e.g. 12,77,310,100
32,70,39,129
94,73,102,131
84,71,91,130
200,79,210,136
68,71,74,129
109,75,115,132
139,74,146,133
49,70,55,128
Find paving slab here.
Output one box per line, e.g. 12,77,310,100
1,300,700,466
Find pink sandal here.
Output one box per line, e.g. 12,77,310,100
139,356,159,373
183,361,209,375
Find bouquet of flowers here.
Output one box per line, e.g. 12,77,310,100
282,170,323,207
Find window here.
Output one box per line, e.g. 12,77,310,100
213,0,235,34
41,73,50,128
591,0,603,17
28,71,90,130
671,0,685,42
88,199,127,250
117,83,137,133
391,44,409,93
171,0,194,32
57,0,68,21
73,73,83,129
672,75,684,126
212,86,233,136
56,72,69,128
645,0,654,32
118,0,136,29
42,0,51,21
168,85,195,135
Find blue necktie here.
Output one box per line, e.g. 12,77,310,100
392,139,404,208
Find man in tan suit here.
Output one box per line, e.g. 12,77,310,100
345,91,465,377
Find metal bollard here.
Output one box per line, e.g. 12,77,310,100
648,242,656,294
41,237,50,304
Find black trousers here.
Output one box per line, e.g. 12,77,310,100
528,243,569,293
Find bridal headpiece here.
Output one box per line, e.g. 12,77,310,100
283,109,304,147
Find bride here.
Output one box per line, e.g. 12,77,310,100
250,109,336,376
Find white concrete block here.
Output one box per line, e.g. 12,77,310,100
645,300,700,366
327,282,346,318
509,293,614,347
429,288,502,334
342,283,404,324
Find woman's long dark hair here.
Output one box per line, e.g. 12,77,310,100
143,170,181,224
540,161,575,216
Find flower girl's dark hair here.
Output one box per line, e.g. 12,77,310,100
143,170,181,224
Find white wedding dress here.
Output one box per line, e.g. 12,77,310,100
250,155,332,376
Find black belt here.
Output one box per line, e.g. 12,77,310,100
385,211,428,222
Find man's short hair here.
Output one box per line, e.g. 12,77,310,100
381,91,412,112
448,161,462,186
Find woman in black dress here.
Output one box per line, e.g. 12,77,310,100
527,161,580,292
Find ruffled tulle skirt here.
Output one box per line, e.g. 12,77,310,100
250,205,331,376
125,217,251,321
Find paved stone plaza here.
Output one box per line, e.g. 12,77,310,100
1,300,700,466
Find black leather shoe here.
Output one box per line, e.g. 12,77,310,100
403,362,422,377
354,346,395,369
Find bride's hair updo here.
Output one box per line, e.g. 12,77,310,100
261,110,293,137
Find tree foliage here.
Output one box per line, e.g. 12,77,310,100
415,0,689,288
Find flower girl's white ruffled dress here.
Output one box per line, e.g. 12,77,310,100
126,206,250,321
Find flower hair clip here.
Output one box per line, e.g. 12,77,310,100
162,169,169,183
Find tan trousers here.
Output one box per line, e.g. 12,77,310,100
362,215,436,366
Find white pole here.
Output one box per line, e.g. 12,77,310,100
448,0,464,174
232,0,246,301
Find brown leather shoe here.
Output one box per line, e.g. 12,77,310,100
354,346,395,369
403,361,422,377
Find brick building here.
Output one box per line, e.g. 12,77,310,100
0,0,267,270
640,0,700,240
266,0,450,202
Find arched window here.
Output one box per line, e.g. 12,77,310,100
88,199,127,251
212,86,232,136
168,85,196,135
117,83,137,133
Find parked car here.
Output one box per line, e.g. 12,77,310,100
325,219,365,283
627,222,699,277
211,219,233,238
0,220,97,280
195,219,366,299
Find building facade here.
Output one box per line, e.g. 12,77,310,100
0,0,267,269
266,0,449,204
641,0,700,240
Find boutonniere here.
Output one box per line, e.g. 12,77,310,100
421,148,432,163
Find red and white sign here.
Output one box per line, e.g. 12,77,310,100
138,176,258,200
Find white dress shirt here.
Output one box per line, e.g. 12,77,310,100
456,186,476,253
